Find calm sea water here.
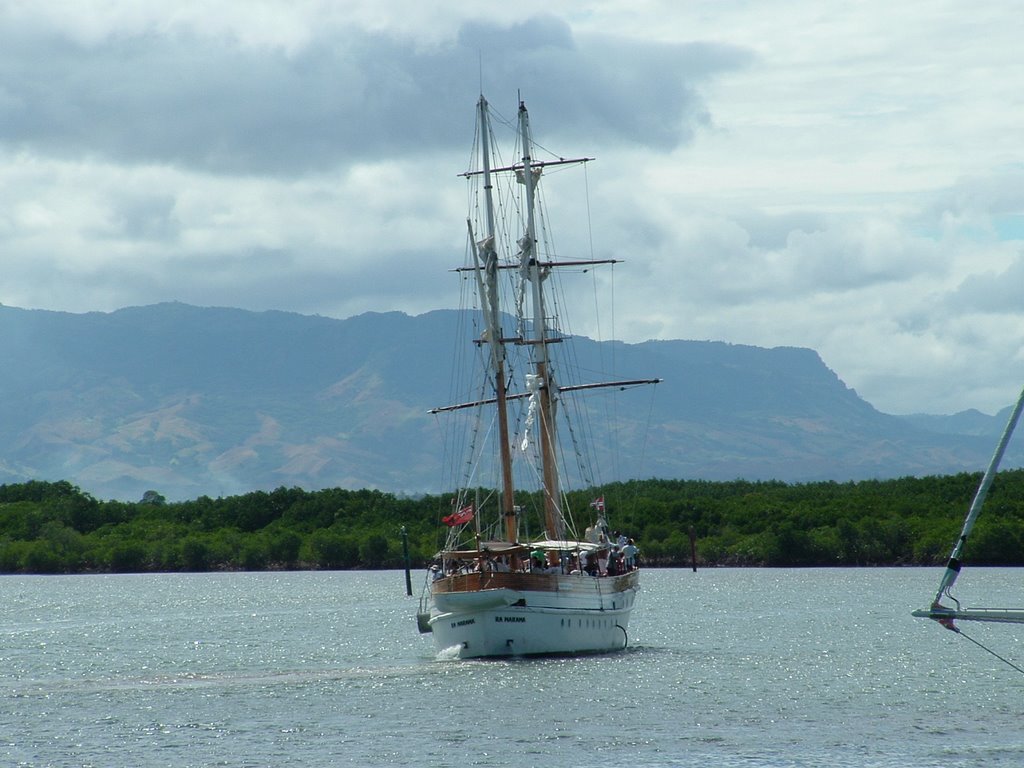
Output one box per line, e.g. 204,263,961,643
2,567,1022,767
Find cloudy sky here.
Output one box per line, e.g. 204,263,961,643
1,1,1021,416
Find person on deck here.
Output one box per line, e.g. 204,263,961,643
606,546,622,576
622,539,638,570
530,551,545,573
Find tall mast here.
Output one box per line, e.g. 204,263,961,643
474,96,518,543
932,383,1024,606
517,99,564,543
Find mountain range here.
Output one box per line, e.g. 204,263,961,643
0,302,1018,502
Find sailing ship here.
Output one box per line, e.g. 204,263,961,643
417,94,659,658
913,384,1024,629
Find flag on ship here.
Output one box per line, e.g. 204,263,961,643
443,505,475,526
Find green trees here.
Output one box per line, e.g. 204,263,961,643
0,481,440,574
1,471,1024,573
587,471,1024,567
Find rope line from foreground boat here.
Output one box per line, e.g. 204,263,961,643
948,625,1024,677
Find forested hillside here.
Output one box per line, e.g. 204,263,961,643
2,472,1022,574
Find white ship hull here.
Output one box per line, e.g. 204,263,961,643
427,570,639,658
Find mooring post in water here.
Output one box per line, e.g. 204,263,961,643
689,526,697,572
401,526,412,596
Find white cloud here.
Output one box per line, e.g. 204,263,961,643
0,1,1021,416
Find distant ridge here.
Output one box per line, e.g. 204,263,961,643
0,303,1016,501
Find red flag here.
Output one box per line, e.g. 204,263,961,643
443,504,475,526
590,496,605,512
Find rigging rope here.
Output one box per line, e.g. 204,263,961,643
948,625,1024,677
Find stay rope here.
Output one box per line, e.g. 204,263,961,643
948,625,1024,677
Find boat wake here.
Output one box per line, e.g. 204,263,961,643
436,645,465,661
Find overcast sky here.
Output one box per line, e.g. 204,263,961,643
1,1,1021,416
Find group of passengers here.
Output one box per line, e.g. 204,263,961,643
576,532,639,577
522,529,639,577
432,529,639,580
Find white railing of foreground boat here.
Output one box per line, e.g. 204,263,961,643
912,606,1024,624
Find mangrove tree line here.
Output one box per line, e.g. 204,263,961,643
1,471,1023,574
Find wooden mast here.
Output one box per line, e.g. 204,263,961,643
474,96,518,545
517,99,565,546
